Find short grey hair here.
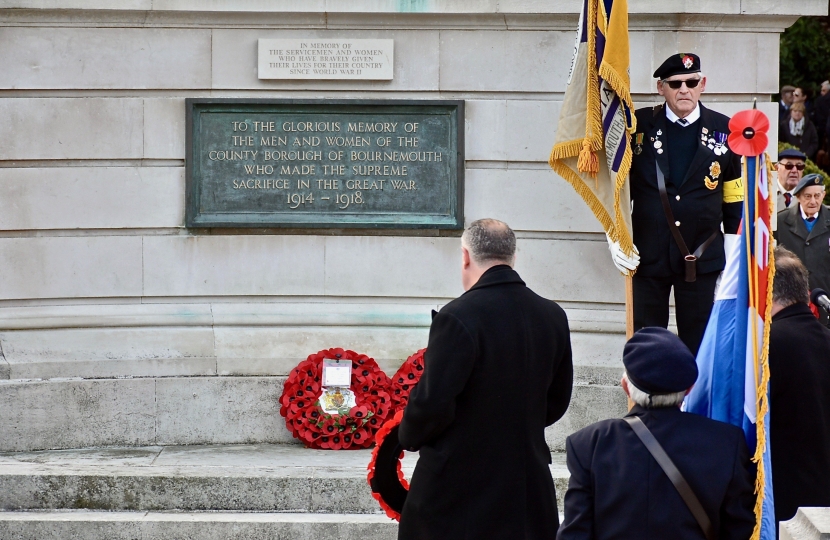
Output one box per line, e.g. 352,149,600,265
461,219,516,265
773,246,809,307
822,81,830,91
623,372,686,408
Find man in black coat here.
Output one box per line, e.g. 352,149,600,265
768,246,830,524
558,328,756,540
626,53,743,354
398,218,574,540
775,174,830,327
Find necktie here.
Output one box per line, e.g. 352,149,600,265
784,192,792,207
677,118,689,127
807,216,817,223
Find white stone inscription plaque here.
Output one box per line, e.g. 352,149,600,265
258,39,393,80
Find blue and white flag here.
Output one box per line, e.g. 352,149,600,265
686,108,775,540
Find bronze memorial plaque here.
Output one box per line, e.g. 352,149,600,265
186,99,464,229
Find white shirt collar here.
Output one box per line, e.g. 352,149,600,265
778,182,794,195
801,205,819,220
665,103,701,126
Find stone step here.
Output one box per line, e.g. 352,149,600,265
0,376,625,452
0,510,398,540
0,444,571,514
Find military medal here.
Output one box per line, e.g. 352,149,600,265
654,141,662,149
713,131,728,156
634,133,643,155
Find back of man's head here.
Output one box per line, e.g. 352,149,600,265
461,219,516,266
773,246,809,308
621,327,697,409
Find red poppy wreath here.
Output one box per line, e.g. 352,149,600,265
279,347,426,450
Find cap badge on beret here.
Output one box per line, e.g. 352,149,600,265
793,173,825,195
682,55,694,69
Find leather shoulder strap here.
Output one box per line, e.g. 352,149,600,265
655,163,717,282
624,416,715,540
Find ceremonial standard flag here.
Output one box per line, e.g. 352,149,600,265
549,0,636,269
685,109,775,540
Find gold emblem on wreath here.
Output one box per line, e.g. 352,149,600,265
704,176,719,190
322,388,346,410
709,161,721,179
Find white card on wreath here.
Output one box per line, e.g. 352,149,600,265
323,359,352,387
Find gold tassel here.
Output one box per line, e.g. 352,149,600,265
577,138,599,179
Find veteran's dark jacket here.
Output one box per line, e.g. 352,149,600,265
769,302,830,523
776,204,830,326
630,103,743,277
398,265,573,540
557,405,756,540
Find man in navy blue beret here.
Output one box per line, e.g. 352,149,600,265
558,328,755,540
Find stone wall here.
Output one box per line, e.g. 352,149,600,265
0,0,822,451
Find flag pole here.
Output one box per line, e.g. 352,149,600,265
625,275,634,338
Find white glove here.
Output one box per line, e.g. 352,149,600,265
606,234,640,275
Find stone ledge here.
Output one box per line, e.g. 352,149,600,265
0,376,624,452
0,0,823,16
0,443,568,513
780,508,830,540
0,302,624,332
0,510,399,540
0,10,811,36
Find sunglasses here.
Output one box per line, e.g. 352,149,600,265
664,79,702,89
781,162,806,171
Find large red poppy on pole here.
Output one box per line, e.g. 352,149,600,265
727,109,770,156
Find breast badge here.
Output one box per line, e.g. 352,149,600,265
709,161,721,179
704,176,719,190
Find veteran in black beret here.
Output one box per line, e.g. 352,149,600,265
622,53,744,354
557,327,756,540
775,172,830,327
776,148,807,214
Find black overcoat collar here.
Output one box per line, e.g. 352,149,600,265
783,204,830,241
466,264,525,293
625,403,684,418
772,302,817,323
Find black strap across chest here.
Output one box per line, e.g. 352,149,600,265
655,163,718,282
624,416,715,540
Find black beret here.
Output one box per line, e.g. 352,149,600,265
793,173,825,195
623,327,698,394
778,148,806,161
653,53,701,80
